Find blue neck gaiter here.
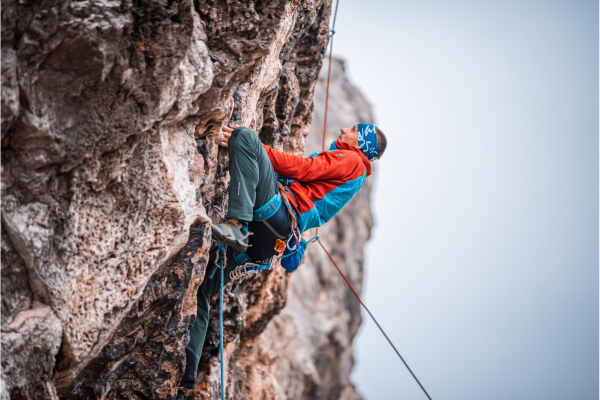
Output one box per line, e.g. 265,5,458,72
357,123,379,161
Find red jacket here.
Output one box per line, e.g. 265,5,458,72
263,141,372,232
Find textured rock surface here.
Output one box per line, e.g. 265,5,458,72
1,0,374,398
177,58,373,400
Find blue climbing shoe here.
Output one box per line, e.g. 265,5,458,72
211,221,251,253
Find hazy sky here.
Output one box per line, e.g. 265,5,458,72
327,1,598,399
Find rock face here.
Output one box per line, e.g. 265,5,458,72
1,0,374,397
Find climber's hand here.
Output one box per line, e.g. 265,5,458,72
220,124,240,148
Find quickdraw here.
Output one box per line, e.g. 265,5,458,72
229,256,274,282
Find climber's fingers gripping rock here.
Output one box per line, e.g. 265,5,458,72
220,124,240,148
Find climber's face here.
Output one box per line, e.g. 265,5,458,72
338,125,359,147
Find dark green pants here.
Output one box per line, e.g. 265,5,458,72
226,127,277,222
181,128,278,389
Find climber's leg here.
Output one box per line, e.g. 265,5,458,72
212,127,277,252
226,127,277,221
179,275,211,390
179,128,285,391
180,247,237,390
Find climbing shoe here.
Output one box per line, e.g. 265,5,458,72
211,221,251,253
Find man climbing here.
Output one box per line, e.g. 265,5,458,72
176,122,387,398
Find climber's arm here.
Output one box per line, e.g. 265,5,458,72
263,145,362,182
220,125,362,182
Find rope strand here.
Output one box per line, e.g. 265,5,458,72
314,1,432,398
317,0,340,238
317,239,432,400
219,248,225,400
321,36,334,153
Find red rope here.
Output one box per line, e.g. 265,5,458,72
312,2,432,398
316,3,338,237
321,38,334,153
317,239,432,400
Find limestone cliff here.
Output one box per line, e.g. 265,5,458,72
1,0,374,398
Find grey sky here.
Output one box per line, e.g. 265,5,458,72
326,1,598,399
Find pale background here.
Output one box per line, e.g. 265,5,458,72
327,1,598,399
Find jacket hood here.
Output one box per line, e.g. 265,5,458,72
332,141,373,176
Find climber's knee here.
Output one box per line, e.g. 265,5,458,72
229,127,261,151
230,126,246,138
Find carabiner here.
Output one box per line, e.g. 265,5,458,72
306,235,320,245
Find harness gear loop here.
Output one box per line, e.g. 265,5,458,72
229,258,274,282
229,263,256,281
229,250,275,283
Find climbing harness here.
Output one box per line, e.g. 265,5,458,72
250,172,301,251
312,1,433,398
220,171,301,284
252,193,282,223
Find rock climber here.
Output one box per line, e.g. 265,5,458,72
175,122,387,398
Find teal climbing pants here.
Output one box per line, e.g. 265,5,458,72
226,127,278,222
180,127,279,389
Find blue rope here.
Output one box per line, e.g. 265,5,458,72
217,243,226,400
